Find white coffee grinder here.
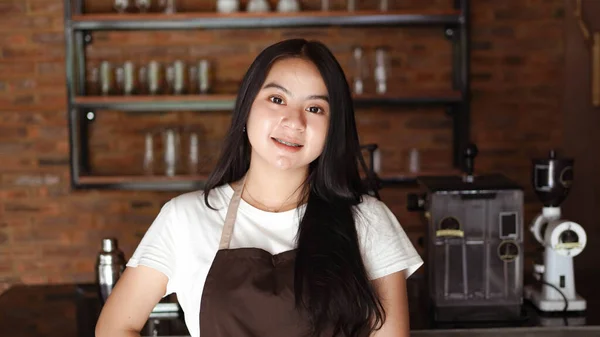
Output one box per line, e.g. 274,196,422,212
524,150,587,312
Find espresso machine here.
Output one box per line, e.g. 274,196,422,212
408,144,524,322
523,150,587,312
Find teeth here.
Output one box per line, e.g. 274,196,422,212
275,138,301,147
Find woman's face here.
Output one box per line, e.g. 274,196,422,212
246,57,330,172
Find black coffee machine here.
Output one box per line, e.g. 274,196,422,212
408,144,524,322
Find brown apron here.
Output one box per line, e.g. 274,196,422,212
199,179,311,336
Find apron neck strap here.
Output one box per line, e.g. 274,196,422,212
219,176,246,250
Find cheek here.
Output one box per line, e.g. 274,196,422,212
247,105,278,145
310,117,329,150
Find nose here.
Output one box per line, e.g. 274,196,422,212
281,106,306,132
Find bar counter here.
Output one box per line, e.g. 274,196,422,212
0,274,598,337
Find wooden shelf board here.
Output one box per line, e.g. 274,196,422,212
72,90,461,111
77,175,208,191
70,10,461,30
73,94,237,111
74,169,462,191
374,169,462,186
78,175,208,184
74,95,236,104
73,9,460,21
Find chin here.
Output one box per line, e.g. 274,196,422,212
271,157,308,171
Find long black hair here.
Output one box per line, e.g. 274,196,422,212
203,39,385,336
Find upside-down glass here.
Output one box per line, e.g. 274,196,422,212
147,60,163,95
143,131,154,175
351,47,368,95
135,0,151,12
188,131,199,175
374,47,391,95
166,60,186,95
347,0,355,12
163,128,180,177
379,0,389,11
158,0,177,14
114,0,129,13
99,61,113,96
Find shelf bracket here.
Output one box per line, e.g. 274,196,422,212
445,104,458,117
85,110,96,122
83,32,93,45
79,109,91,175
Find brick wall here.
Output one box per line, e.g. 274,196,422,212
0,0,565,293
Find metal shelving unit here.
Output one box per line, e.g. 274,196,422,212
63,1,471,191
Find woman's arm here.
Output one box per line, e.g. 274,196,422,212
95,266,168,337
370,271,410,337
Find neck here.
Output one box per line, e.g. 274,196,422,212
241,161,308,213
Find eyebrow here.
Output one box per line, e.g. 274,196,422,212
262,82,329,103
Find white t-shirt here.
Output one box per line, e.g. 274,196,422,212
127,184,423,337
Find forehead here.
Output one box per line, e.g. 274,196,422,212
264,57,326,90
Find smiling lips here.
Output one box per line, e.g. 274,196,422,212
271,137,303,152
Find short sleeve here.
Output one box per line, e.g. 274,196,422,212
126,200,180,296
356,197,423,280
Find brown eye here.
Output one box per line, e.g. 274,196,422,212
307,106,323,114
270,96,284,104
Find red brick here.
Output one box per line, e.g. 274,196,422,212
27,0,64,15
0,15,55,31
0,33,31,45
2,46,63,60
0,2,26,15
0,62,36,76
36,62,64,75
31,32,64,45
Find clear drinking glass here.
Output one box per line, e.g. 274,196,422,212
379,0,389,11
189,60,211,94
247,0,270,12
374,47,391,95
163,128,180,177
351,47,368,95
165,65,174,94
198,60,210,94
188,66,198,94
321,0,329,11
166,60,186,95
122,61,136,95
408,148,420,173
115,66,125,95
99,61,113,96
347,0,356,12
143,131,154,175
87,66,100,95
158,0,177,14
114,0,129,13
147,60,162,95
188,131,199,175
138,65,148,95
135,0,151,12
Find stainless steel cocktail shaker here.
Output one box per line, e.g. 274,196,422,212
96,237,126,305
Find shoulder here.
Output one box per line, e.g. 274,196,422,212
353,194,423,279
155,184,231,238
169,184,231,217
353,194,394,227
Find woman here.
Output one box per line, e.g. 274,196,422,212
95,39,422,337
